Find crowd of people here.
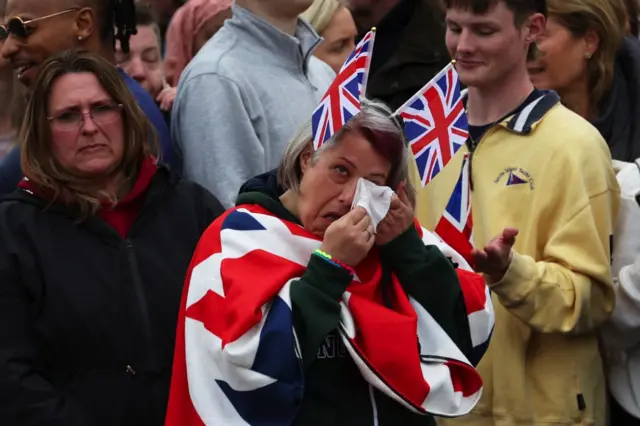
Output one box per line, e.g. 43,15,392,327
0,0,639,425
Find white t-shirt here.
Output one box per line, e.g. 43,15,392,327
601,159,640,419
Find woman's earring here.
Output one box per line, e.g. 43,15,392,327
585,52,593,59
78,36,83,41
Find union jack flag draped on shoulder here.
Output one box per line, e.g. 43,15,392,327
395,63,468,187
311,29,376,150
165,205,494,426
435,153,475,268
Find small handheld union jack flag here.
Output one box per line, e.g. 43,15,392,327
311,28,376,150
435,153,475,269
394,63,468,187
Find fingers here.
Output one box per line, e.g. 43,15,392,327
504,227,519,236
161,96,176,111
484,244,503,260
157,94,169,110
365,225,376,248
156,90,167,103
502,227,519,245
347,207,367,223
389,193,401,209
472,248,489,263
471,249,490,273
156,87,177,111
395,180,411,207
365,225,375,241
355,213,372,231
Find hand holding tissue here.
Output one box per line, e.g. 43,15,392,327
351,178,416,246
351,178,394,232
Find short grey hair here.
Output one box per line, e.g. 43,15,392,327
277,98,416,206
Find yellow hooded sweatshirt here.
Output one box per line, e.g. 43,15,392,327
419,92,620,426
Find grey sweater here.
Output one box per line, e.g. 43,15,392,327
172,5,335,207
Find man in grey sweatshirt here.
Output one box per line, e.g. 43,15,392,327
172,0,336,207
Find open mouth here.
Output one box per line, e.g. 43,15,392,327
527,65,545,75
323,213,342,223
14,62,36,80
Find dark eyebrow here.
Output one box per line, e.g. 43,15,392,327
339,156,388,180
339,156,357,169
91,99,115,106
53,99,113,114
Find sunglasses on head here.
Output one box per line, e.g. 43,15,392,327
0,8,79,42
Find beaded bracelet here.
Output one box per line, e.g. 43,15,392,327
313,249,355,276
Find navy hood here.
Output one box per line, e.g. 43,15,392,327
237,169,283,204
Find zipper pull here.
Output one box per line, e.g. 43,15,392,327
126,365,136,375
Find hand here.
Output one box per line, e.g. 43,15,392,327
375,180,415,246
156,85,177,112
320,207,375,267
472,227,519,283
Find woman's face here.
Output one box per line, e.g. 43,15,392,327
1,0,79,89
527,17,596,95
296,131,391,237
47,72,125,179
116,25,164,98
313,7,357,73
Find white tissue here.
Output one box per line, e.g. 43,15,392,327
351,178,394,232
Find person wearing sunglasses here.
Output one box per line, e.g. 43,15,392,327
0,49,224,426
0,0,178,196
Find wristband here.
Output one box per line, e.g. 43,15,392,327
313,249,355,276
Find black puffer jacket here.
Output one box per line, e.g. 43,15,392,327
0,168,224,426
593,36,640,161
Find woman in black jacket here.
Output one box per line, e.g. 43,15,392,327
527,0,640,162
0,50,224,426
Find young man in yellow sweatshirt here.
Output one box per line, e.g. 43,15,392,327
428,0,621,425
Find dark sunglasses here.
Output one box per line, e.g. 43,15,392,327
0,8,79,41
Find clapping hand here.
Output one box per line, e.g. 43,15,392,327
472,227,519,283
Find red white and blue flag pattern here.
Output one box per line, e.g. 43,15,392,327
165,206,494,426
396,63,468,187
311,30,375,150
435,153,475,268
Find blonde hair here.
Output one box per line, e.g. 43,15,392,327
301,0,347,34
547,0,627,106
20,49,158,220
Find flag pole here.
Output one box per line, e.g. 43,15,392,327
391,60,456,116
359,27,377,101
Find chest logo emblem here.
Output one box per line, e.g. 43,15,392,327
494,167,534,190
